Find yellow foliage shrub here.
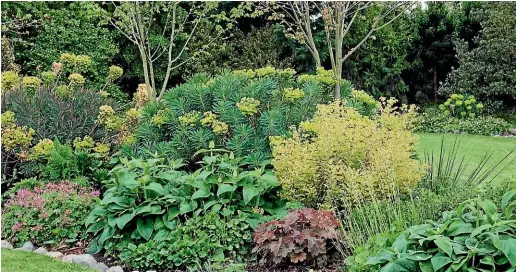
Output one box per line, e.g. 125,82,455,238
271,99,425,208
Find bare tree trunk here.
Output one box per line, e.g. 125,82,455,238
433,67,437,101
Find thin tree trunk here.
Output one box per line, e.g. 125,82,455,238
433,67,437,101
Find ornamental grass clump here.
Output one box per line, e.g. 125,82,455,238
271,99,426,208
2,180,99,247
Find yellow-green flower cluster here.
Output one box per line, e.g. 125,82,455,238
68,73,85,86
2,111,16,126
255,66,276,77
124,108,141,124
283,87,304,102
440,94,482,119
178,111,201,127
93,142,110,157
107,65,123,81
55,85,69,98
1,71,20,93
351,89,377,108
198,111,229,135
97,105,122,131
29,138,54,160
59,53,91,73
297,67,338,86
22,76,41,91
233,69,256,78
73,136,95,151
99,91,110,98
200,111,217,127
151,109,169,126
41,71,57,85
236,97,260,116
277,68,296,77
212,120,229,135
1,111,35,152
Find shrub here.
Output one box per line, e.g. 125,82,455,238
122,212,252,270
86,150,284,256
438,94,483,119
252,208,340,266
271,99,425,208
2,180,99,247
417,106,510,135
366,189,516,271
1,57,119,143
133,69,331,162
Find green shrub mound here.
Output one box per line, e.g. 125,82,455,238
365,189,516,272
132,69,341,162
417,106,510,135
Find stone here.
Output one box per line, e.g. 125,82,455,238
62,254,77,263
453,130,461,134
106,266,124,272
46,251,64,259
20,241,35,251
509,128,516,135
94,262,109,272
14,248,32,251
72,254,98,268
1,240,13,249
33,247,48,254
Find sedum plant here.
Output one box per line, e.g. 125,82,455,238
366,189,516,272
271,98,425,208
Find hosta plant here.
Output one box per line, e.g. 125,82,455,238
86,148,283,255
366,189,516,272
252,208,340,266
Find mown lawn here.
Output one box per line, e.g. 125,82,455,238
1,249,95,272
416,133,516,184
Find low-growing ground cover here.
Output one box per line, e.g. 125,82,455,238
1,249,95,272
416,133,516,183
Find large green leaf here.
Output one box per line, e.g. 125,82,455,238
137,217,154,240
116,212,135,229
435,236,454,257
431,254,453,271
447,220,474,236
145,182,165,196
392,234,408,253
493,237,516,266
118,171,139,189
258,172,280,187
98,225,114,245
217,184,237,196
243,183,260,205
192,188,211,199
87,238,101,254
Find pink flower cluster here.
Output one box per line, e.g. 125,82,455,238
5,180,99,211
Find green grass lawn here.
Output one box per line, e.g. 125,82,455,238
416,133,516,184
1,249,95,272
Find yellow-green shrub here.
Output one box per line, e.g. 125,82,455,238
271,99,425,208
